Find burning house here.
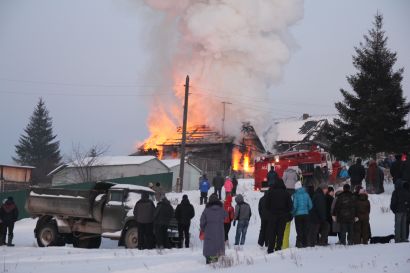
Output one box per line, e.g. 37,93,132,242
138,124,266,179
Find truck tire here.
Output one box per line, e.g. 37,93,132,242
36,222,59,247
72,237,90,248
88,236,102,249
124,227,139,249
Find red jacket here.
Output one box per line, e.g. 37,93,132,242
224,196,235,224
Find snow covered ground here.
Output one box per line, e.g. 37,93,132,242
2,179,409,273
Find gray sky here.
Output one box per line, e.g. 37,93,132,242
1,0,409,164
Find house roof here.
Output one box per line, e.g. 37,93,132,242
160,125,234,146
0,164,35,169
161,159,202,173
275,115,335,142
48,156,165,176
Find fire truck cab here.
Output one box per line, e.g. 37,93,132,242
254,148,332,191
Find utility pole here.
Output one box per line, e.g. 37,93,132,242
221,101,232,137
178,75,190,192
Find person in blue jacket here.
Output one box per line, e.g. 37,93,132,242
292,181,312,248
199,174,211,205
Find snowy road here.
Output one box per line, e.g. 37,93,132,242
2,180,409,273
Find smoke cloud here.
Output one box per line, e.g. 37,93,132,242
142,0,304,150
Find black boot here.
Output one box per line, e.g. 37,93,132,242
7,235,14,247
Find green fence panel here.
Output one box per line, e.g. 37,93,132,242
0,190,29,220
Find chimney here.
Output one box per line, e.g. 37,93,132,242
302,113,310,120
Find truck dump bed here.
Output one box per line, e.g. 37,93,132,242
26,188,100,219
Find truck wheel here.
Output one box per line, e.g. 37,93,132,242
72,237,90,248
88,236,102,249
124,227,139,249
36,223,58,247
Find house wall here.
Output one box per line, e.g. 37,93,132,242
0,166,32,183
52,159,169,186
169,164,201,191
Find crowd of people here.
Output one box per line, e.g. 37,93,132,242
1,155,409,265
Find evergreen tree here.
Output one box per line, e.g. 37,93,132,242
328,13,410,159
14,98,62,184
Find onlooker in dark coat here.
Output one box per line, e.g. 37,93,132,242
257,191,269,247
333,184,357,245
199,175,211,205
390,180,410,243
232,175,238,196
0,197,19,246
353,188,371,244
134,193,155,249
234,194,252,246
266,166,278,187
223,195,235,243
390,155,403,185
175,195,195,248
366,160,384,194
325,187,337,236
153,197,174,249
348,158,366,189
265,179,293,254
212,172,225,200
200,194,226,264
307,183,329,247
292,182,312,248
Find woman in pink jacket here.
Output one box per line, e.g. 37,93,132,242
224,177,233,198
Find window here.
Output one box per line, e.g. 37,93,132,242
110,190,124,202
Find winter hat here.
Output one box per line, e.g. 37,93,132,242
148,182,154,188
235,194,244,204
182,194,188,200
209,193,219,203
7,196,14,202
294,181,302,190
343,183,351,191
318,183,328,190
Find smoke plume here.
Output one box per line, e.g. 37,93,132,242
142,0,304,151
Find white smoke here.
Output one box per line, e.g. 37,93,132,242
142,0,304,151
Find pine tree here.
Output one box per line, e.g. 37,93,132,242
328,13,410,159
14,98,62,184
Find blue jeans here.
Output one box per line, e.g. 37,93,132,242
235,220,249,245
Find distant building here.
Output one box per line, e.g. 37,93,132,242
273,115,335,153
0,164,34,192
49,156,170,187
161,159,202,191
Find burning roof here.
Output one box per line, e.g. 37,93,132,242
159,125,234,147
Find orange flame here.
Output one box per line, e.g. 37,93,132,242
244,154,250,172
232,148,241,171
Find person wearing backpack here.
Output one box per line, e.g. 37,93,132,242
233,194,252,246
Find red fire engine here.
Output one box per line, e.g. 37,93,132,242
254,148,333,190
